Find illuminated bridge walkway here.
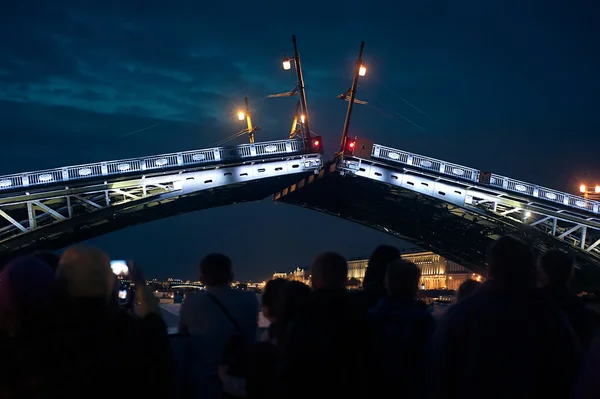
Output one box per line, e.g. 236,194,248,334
275,138,600,273
0,138,322,260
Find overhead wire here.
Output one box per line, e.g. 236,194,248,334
358,84,428,132
369,74,437,123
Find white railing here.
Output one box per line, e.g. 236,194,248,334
371,144,600,214
0,139,308,192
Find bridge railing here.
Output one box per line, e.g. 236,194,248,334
0,138,310,192
371,144,600,214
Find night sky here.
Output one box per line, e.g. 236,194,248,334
1,1,598,281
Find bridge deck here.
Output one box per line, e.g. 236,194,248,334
370,143,600,216
0,138,314,195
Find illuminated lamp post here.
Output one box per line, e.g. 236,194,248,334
237,97,260,143
340,41,366,153
282,35,311,140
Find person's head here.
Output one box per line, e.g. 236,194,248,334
56,246,115,301
486,236,535,286
538,250,574,288
457,279,481,301
385,260,421,299
33,251,61,272
262,278,287,321
364,245,401,292
311,252,348,291
199,253,233,287
278,281,311,332
0,256,56,333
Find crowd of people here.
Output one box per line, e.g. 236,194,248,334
1,235,600,398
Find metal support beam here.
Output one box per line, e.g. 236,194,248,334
74,195,104,210
558,224,582,240
0,209,28,232
292,35,311,140
114,189,141,200
66,196,73,218
32,200,66,221
27,203,36,229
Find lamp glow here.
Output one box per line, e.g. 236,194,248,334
237,111,245,121
580,184,587,193
282,59,291,70
596,186,600,193
300,114,305,123
359,65,366,76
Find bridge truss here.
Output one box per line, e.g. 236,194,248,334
275,140,600,272
0,138,322,260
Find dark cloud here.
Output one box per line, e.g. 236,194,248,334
0,0,598,279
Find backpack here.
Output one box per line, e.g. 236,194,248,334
207,294,250,379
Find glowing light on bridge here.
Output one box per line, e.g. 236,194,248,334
359,65,367,76
237,111,245,121
282,58,291,70
300,114,305,124
580,184,587,193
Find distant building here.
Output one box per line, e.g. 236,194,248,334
271,267,310,285
347,250,482,290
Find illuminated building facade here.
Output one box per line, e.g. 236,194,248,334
271,267,310,285
347,250,482,290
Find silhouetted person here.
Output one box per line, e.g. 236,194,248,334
362,245,401,309
0,256,58,397
457,279,481,301
247,281,311,399
259,278,287,343
538,250,599,349
179,253,258,399
277,252,377,399
573,333,600,399
55,246,171,399
369,260,435,397
429,236,581,399
32,251,61,272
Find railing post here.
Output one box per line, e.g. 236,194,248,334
22,175,29,187
285,141,293,153
101,162,108,176
214,149,222,162
177,154,183,166
62,168,69,181
250,144,257,157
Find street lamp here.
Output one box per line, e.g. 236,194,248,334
237,97,260,144
282,58,292,70
280,35,311,140
340,41,366,153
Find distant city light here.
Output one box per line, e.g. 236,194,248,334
359,65,367,76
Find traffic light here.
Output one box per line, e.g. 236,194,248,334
343,137,357,156
311,136,323,153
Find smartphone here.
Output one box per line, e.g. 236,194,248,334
118,289,128,300
110,260,129,276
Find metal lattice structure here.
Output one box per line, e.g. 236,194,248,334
274,140,600,273
360,143,600,258
0,138,322,259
